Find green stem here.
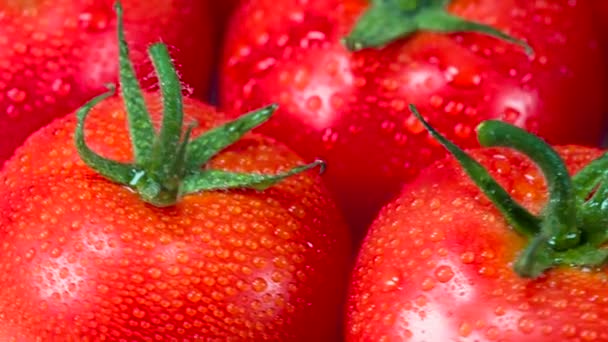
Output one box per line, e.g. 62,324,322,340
115,2,155,164
410,104,608,278
476,121,578,251
409,105,540,238
148,43,184,183
74,1,325,208
344,0,533,55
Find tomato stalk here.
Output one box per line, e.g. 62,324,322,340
410,104,608,278
75,1,324,207
344,0,533,55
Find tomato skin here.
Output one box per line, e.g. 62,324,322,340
0,94,351,341
346,146,608,341
219,0,608,234
0,0,215,164
591,0,608,39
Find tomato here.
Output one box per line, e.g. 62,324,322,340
591,0,608,40
0,6,351,341
0,0,215,164
219,0,608,236
346,108,608,341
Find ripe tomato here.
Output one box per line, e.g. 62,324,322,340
0,0,215,164
591,0,608,39
219,0,608,236
0,5,351,340
347,109,608,341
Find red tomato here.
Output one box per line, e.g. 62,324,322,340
0,6,351,340
347,108,608,341
0,0,215,164
591,0,608,39
347,144,608,341
219,0,608,236
0,62,352,342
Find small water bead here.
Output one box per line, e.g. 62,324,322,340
434,265,454,283
7,88,26,102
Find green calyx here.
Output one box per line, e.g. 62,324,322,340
74,2,324,207
343,0,533,55
410,104,608,278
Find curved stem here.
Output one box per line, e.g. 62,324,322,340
409,105,540,237
74,85,135,185
476,120,578,251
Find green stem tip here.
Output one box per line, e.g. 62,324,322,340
410,104,608,278
344,0,533,56
74,1,325,207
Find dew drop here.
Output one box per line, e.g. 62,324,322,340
186,291,202,303
252,278,268,292
454,123,471,139
51,78,71,96
459,322,473,337
176,252,189,264
12,42,27,54
49,247,62,258
131,274,144,284
434,265,454,283
502,107,521,124
405,114,425,134
132,308,146,319
306,95,322,111
460,252,475,264
429,95,444,108
421,277,436,291
24,248,36,260
7,88,26,102
97,284,109,294
518,316,535,334
79,7,111,32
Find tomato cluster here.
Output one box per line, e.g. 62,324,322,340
2,1,608,341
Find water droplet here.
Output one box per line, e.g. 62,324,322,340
518,316,535,334
49,247,62,258
445,65,482,88
435,265,454,283
391,99,406,111
580,329,599,341
460,252,475,264
51,78,71,96
131,274,144,284
429,95,444,108
421,277,436,291
252,278,268,292
502,107,521,125
97,284,109,294
454,123,471,139
485,326,499,340
12,42,27,54
380,120,396,132
459,322,473,337
24,248,36,260
321,128,339,147
405,114,425,134
7,88,26,102
256,57,276,71
186,290,202,303
176,252,189,264
79,7,111,32
167,266,180,276
132,308,146,318
306,95,322,111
